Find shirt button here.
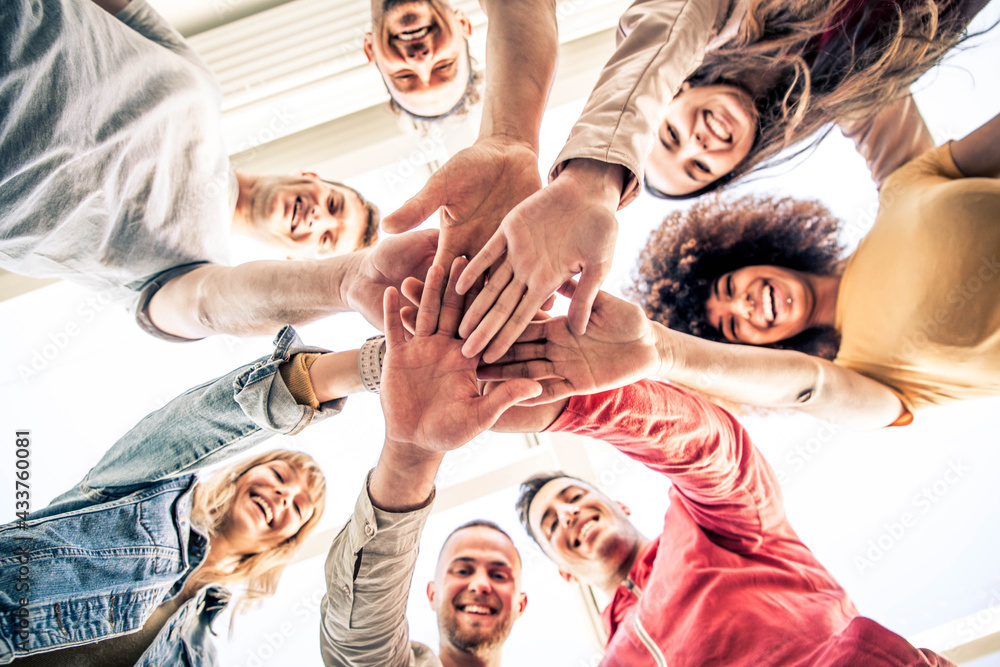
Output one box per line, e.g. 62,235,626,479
364,523,375,537
342,584,351,596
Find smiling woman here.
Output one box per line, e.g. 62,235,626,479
0,328,364,665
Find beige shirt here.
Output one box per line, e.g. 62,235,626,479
834,144,1000,416
550,0,745,206
320,472,442,667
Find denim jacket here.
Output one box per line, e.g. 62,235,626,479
0,326,343,665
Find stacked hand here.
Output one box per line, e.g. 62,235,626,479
380,258,543,453
478,285,663,406
455,159,624,363
382,136,543,274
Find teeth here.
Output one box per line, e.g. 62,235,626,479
705,112,731,142
764,285,774,323
578,518,596,544
252,495,273,525
462,605,493,615
291,198,300,232
396,26,430,41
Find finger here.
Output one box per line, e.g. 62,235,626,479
462,279,528,359
540,294,557,311
438,257,467,337
415,265,446,337
381,179,442,234
400,276,424,308
567,267,607,336
481,287,550,364
557,279,578,300
485,342,550,365
383,287,405,348
457,229,507,295
400,306,418,334
430,244,459,275
458,262,514,340
474,379,543,428
513,380,573,407
476,359,558,381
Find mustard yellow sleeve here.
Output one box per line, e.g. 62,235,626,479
280,352,323,409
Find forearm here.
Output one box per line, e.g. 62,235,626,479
147,256,360,339
949,111,1000,178
478,0,557,148
656,325,904,429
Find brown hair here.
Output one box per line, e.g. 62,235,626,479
652,0,969,198
188,449,326,616
630,194,845,359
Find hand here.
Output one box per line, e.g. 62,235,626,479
342,229,438,330
478,285,661,406
380,258,542,453
382,136,543,270
456,159,625,363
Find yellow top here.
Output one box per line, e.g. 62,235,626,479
834,143,1000,419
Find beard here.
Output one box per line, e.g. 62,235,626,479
439,607,515,656
382,0,431,11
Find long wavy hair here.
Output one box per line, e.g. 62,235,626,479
631,194,846,359
188,449,326,616
653,0,970,198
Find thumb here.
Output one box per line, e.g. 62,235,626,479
475,379,543,428
382,178,444,234
567,266,606,336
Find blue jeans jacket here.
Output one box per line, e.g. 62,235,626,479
0,326,343,665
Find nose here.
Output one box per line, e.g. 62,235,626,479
468,569,493,595
557,504,579,528
405,42,431,62
735,291,753,320
693,131,709,151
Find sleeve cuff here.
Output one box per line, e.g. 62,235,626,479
280,352,323,409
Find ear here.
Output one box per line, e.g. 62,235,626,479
426,581,438,610
299,171,319,179
558,569,577,584
678,81,692,94
363,32,375,62
454,9,472,37
515,592,528,617
615,500,631,516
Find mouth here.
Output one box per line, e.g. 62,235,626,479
573,515,599,548
394,25,431,41
762,281,776,325
290,197,302,235
251,493,274,526
455,603,498,616
704,110,732,143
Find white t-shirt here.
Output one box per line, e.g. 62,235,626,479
0,0,232,304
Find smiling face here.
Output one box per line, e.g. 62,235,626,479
704,265,817,345
645,83,757,197
365,0,472,117
244,173,372,258
220,459,316,555
527,478,642,589
427,526,526,657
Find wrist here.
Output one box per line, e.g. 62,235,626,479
653,322,678,379
369,440,444,511
309,350,365,403
558,159,626,208
334,250,366,312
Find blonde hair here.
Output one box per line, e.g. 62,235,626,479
187,449,326,616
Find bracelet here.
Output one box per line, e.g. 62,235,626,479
359,335,386,394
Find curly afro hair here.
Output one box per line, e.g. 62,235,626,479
630,195,846,360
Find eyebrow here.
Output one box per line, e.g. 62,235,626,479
450,557,512,568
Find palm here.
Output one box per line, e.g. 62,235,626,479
380,260,542,454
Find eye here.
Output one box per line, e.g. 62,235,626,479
272,468,284,483
693,160,711,174
667,124,679,145
491,571,509,581
726,275,734,298
434,60,455,71
570,492,583,503
293,501,302,517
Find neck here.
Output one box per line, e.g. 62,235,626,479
598,534,651,599
231,170,255,237
439,643,502,667
806,273,842,329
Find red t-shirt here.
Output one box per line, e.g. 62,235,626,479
548,380,952,667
